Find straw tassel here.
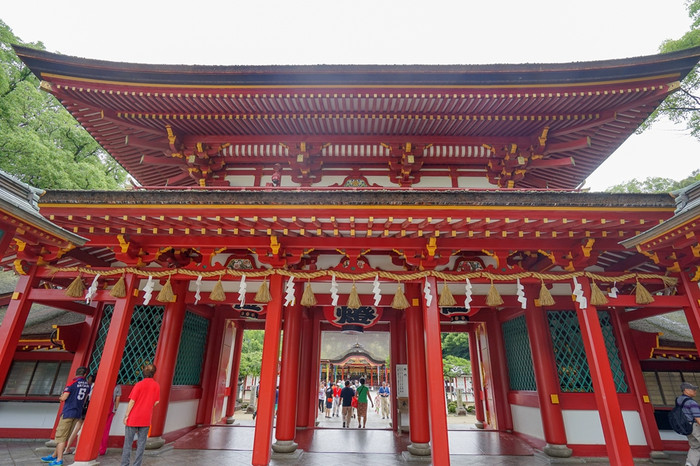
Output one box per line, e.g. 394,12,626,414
538,281,555,307
590,280,608,306
439,281,457,307
486,281,504,307
210,276,226,302
301,281,317,307
156,276,176,302
635,279,655,304
346,283,361,309
254,278,272,303
110,274,127,298
65,274,86,298
391,284,410,310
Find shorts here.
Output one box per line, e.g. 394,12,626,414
55,416,79,443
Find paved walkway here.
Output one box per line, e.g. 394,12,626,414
1,406,689,465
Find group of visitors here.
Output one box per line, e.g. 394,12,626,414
319,378,391,428
40,363,159,466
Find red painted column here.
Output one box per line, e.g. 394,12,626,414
305,310,322,427
296,308,312,428
467,326,485,428
523,285,571,457
484,309,513,431
610,309,666,459
196,311,226,425
149,280,188,442
0,267,38,390
273,288,303,452
226,321,245,422
680,273,700,347
390,310,406,433
405,283,431,456
421,277,451,465
252,273,284,466
75,274,139,463
574,276,634,465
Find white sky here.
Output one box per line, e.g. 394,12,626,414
2,0,698,191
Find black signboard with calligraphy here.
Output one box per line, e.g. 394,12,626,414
323,305,382,333
233,303,265,319
439,306,470,322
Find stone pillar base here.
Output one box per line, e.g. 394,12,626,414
225,415,236,424
145,436,166,450
271,440,299,454
70,461,100,466
406,442,431,456
402,449,432,462
650,450,670,460
45,440,57,448
474,420,485,429
543,443,573,458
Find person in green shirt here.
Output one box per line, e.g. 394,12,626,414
355,378,374,428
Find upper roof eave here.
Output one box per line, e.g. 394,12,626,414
13,45,700,88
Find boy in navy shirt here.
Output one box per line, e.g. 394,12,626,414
41,366,90,466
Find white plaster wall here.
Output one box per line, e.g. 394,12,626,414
457,176,493,188
510,404,545,441
0,402,58,428
562,410,646,445
163,400,199,435
411,176,452,188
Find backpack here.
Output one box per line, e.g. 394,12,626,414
668,396,695,435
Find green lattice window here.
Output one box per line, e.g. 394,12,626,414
89,304,164,385
173,311,209,385
502,316,536,391
547,310,628,393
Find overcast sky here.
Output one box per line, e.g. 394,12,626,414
2,0,698,191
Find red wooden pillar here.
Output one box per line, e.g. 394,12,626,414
421,277,450,465
75,274,139,463
149,280,188,443
680,273,700,347
305,309,322,427
273,287,303,453
296,308,312,428
405,283,430,456
484,309,513,431
467,325,485,428
196,310,226,424
226,320,245,422
390,309,406,432
523,285,571,457
611,309,666,459
0,267,38,391
252,274,284,466
575,277,634,465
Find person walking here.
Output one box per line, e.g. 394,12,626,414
324,382,334,418
332,380,342,417
376,381,391,419
63,373,95,456
121,364,160,466
99,382,122,455
356,377,373,428
41,366,91,466
318,382,326,413
340,381,355,428
678,381,700,466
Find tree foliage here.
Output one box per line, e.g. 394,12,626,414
443,355,471,379
640,0,700,139
0,20,127,189
441,332,469,359
239,330,264,376
606,169,700,193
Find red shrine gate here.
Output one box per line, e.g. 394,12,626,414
0,45,699,466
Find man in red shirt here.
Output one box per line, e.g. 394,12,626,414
120,363,160,466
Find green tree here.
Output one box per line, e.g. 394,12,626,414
606,169,700,193
239,330,264,377
0,20,127,189
443,355,470,379
441,332,470,359
641,1,700,138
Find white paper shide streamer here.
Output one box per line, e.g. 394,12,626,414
608,281,618,298
572,277,587,309
330,274,339,307
464,278,473,310
194,276,202,305
85,274,100,304
372,274,381,307
516,278,527,310
284,276,295,306
238,275,247,306
423,278,433,307
142,276,155,305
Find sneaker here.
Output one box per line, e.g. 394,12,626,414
41,455,56,463
343,422,346,427
49,460,63,466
